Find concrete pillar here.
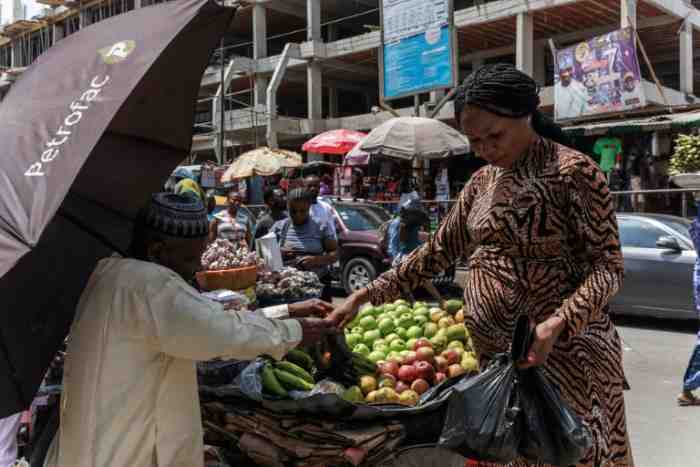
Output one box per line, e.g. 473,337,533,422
328,86,339,118
10,42,18,68
620,0,637,30
52,23,65,44
516,12,534,76
307,0,322,42
680,19,694,95
307,0,323,130
327,23,339,42
253,4,268,107
134,0,141,8
533,43,546,86
430,89,446,102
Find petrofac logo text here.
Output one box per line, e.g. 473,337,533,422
98,40,136,65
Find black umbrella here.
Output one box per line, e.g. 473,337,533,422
0,0,235,417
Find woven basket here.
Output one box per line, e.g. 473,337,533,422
196,265,258,292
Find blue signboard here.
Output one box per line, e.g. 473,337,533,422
382,24,454,100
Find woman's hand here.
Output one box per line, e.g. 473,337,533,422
518,316,566,369
327,288,370,329
296,256,319,269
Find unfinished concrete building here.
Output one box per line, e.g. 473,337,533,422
1,0,700,163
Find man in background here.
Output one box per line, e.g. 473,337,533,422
304,175,337,237
253,188,288,243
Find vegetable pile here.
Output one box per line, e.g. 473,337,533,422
256,267,323,301
670,134,700,175
201,239,258,271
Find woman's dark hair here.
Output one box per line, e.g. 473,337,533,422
454,63,573,148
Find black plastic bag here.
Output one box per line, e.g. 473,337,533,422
438,354,523,463
519,367,592,466
439,315,592,466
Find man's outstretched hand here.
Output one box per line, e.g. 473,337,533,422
297,318,334,347
288,299,334,318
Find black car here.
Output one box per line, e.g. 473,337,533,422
611,213,697,320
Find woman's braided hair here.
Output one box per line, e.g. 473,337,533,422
454,63,573,148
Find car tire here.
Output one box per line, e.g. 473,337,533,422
343,257,377,295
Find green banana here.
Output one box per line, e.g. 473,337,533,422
285,349,314,372
261,364,287,397
274,369,315,391
274,361,314,384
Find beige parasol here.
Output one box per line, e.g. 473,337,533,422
221,147,302,182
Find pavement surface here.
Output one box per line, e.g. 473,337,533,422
331,288,700,466
616,316,700,467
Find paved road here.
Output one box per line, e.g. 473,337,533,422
616,316,700,467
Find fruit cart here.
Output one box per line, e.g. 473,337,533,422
197,298,477,467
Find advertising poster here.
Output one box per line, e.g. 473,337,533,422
381,0,456,100
554,28,646,121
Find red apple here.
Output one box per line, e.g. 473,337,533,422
380,361,400,378
448,364,467,378
415,347,435,364
413,338,433,351
414,361,436,382
402,351,418,366
395,381,410,394
434,356,449,373
398,365,418,383
433,372,447,385
442,349,460,366
411,378,430,395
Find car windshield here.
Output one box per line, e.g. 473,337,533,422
335,204,391,231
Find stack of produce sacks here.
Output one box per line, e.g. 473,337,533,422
201,401,404,467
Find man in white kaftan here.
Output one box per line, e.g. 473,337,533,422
45,193,332,467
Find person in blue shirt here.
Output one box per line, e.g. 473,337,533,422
679,204,700,406
380,198,443,305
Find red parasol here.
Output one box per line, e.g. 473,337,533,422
302,129,367,155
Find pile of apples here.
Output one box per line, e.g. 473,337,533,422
345,299,479,406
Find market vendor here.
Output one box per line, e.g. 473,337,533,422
272,188,337,301
329,64,633,467
45,193,334,467
208,189,252,246
253,188,288,243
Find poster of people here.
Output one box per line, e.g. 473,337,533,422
554,28,646,121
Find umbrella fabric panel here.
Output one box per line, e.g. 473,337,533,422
302,130,367,155
0,216,112,417
0,0,226,255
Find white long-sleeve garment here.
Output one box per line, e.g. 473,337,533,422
46,257,301,467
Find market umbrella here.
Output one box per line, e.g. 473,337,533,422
359,117,470,161
0,0,235,417
302,129,367,155
345,141,370,166
221,147,302,182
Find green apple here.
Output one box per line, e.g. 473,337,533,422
346,333,363,348
352,327,364,336
378,318,396,336
358,306,377,319
447,340,465,350
406,325,423,339
368,350,386,363
394,299,409,307
389,339,406,352
386,351,403,362
363,329,382,347
354,344,370,356
384,304,397,312
373,338,386,349
413,307,429,318
396,305,412,315
396,327,409,341
384,333,401,344
423,323,439,339
414,315,429,327
374,343,390,355
413,301,427,309
405,338,418,351
399,350,411,358
360,316,378,331
397,313,415,329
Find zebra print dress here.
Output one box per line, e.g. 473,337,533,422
367,137,634,467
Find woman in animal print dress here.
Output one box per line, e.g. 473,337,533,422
329,64,633,467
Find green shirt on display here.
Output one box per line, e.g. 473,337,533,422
593,137,622,173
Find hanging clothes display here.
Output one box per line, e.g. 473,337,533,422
593,136,623,173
